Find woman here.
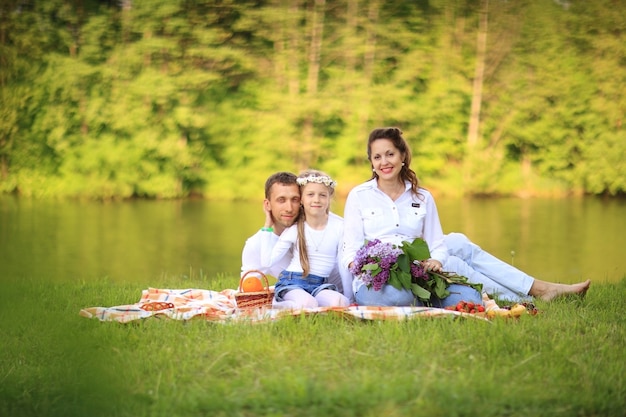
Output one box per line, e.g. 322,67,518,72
261,170,351,309
342,127,484,307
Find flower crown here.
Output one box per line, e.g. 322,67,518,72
296,175,337,188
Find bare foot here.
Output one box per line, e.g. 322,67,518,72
535,279,591,302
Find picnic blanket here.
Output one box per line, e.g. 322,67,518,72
79,287,496,324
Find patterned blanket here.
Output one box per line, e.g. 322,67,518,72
79,287,492,324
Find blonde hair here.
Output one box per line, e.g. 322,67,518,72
295,169,335,277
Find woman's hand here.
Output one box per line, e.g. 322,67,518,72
422,259,442,272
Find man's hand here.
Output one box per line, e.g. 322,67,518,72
262,200,274,229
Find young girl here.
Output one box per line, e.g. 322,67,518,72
260,170,351,309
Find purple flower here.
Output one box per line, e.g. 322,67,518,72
350,239,403,290
411,262,429,281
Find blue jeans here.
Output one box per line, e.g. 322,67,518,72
274,271,337,302
430,284,483,308
444,233,533,301
354,284,416,306
355,284,482,307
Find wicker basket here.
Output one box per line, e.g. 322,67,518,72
235,270,274,309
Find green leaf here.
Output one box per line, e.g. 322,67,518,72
396,253,410,273
402,238,431,261
387,274,402,290
441,273,484,295
397,270,413,290
411,283,431,300
433,277,450,299
362,263,379,271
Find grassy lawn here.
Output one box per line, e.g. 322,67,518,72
1,275,625,417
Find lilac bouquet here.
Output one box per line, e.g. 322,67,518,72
350,238,483,305
349,239,404,291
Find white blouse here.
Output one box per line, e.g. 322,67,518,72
341,179,448,284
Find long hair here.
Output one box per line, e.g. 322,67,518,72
295,169,335,277
367,127,421,198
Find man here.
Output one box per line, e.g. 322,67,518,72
241,172,301,279
241,172,351,306
242,172,590,302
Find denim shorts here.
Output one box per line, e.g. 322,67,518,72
274,271,337,302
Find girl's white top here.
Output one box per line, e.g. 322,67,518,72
261,212,344,278
341,179,448,293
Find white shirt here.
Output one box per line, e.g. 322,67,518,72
261,213,343,277
241,229,290,279
341,179,448,292
241,212,354,301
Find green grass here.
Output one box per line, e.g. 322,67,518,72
1,275,625,417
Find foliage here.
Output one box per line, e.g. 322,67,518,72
0,0,624,199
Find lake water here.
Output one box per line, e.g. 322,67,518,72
1,195,624,286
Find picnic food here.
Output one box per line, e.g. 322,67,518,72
236,271,274,309
241,276,264,292
446,299,532,319
486,303,528,318
445,301,486,314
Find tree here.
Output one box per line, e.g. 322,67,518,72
1,0,624,198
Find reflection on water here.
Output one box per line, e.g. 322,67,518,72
1,196,624,285
435,197,625,284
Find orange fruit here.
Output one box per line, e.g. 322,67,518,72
241,276,264,292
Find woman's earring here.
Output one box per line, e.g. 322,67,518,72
372,168,376,172
402,162,405,166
